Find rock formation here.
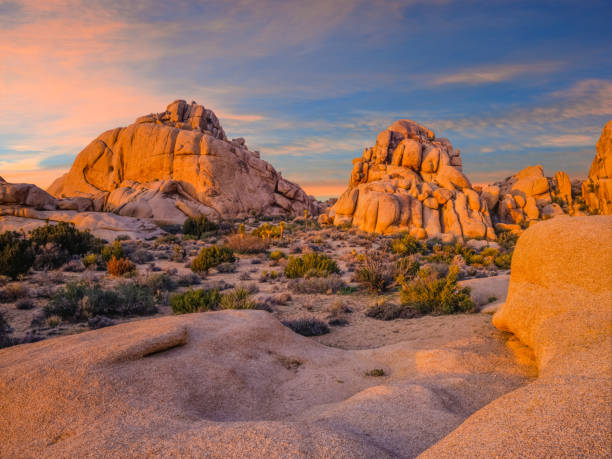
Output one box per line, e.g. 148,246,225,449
326,120,496,240
48,100,319,223
582,120,612,215
422,215,612,457
0,177,162,240
481,165,572,231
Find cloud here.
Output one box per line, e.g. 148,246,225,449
430,62,562,86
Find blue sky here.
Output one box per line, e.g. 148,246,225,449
1,0,611,197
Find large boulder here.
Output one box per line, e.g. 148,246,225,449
581,120,612,215
328,120,495,240
421,216,612,457
48,100,319,223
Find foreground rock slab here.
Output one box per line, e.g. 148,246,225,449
1,311,532,457
421,215,612,458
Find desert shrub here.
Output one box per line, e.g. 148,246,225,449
191,245,235,273
170,288,222,314
216,262,237,273
44,281,156,321
82,253,104,270
259,270,280,282
219,287,257,310
326,300,353,318
143,273,177,299
177,272,201,286
107,256,136,276
268,250,287,261
284,253,340,278
101,240,124,262
497,231,519,250
114,282,157,316
399,266,474,315
225,234,269,254
171,244,186,262
365,300,417,320
494,252,513,269
251,222,286,239
355,251,396,293
0,283,28,303
0,231,34,279
282,317,330,336
182,215,218,238
365,369,385,377
29,222,102,260
287,274,347,294
129,248,153,264
389,234,425,256
16,298,35,310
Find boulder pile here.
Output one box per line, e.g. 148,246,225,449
48,100,319,223
325,120,496,240
582,120,612,215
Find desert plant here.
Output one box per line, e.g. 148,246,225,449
191,245,235,273
129,248,154,264
497,231,519,250
0,231,34,279
101,240,124,262
365,300,417,320
0,283,28,303
389,233,425,256
143,273,177,300
399,266,474,315
29,222,102,260
16,298,35,310
355,251,396,293
216,262,237,273
494,252,513,269
282,317,330,336
182,215,219,238
107,256,136,276
219,287,257,310
115,282,157,316
284,252,340,278
170,288,222,314
225,234,269,254
268,250,287,261
287,274,347,294
251,222,286,239
365,369,385,377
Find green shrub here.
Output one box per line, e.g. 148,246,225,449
101,240,124,262
0,231,34,279
170,288,222,314
143,273,177,300
191,245,236,273
268,250,287,261
494,252,513,269
182,215,218,238
497,231,519,250
365,369,385,377
284,253,340,278
219,287,257,310
282,318,330,336
44,281,157,322
399,266,474,315
251,222,286,239
29,222,102,258
389,234,425,256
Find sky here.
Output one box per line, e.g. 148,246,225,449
1,0,611,199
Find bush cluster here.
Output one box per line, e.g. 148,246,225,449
287,274,347,294
191,245,236,273
44,281,157,323
389,234,425,256
400,266,474,315
251,222,286,239
0,231,35,279
182,215,218,238
225,234,269,254
107,256,136,276
170,287,258,314
284,253,340,278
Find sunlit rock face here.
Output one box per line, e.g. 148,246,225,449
582,120,612,215
48,100,319,224
482,165,572,230
327,120,496,240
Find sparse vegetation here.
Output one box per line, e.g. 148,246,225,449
284,252,340,278
182,215,219,238
170,288,222,314
225,234,270,253
0,231,34,279
107,256,136,276
219,287,257,310
399,266,474,315
191,245,235,273
389,233,425,256
29,222,102,268
288,274,347,294
365,368,385,377
282,317,330,336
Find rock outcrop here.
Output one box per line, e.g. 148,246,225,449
421,216,612,457
582,120,612,215
481,165,572,230
327,120,496,240
0,177,163,240
48,100,319,223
